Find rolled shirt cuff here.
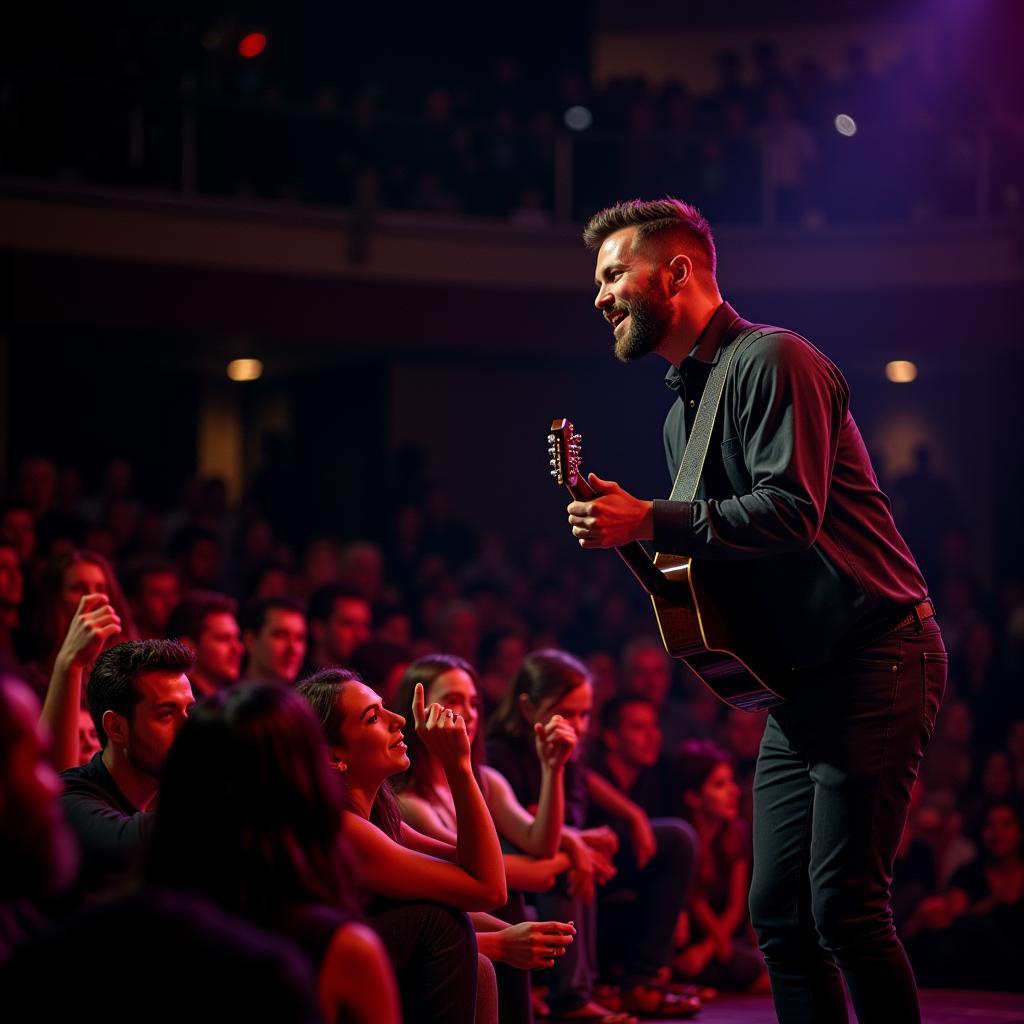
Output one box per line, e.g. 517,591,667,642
651,499,695,554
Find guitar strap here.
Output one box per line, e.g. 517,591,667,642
667,322,766,504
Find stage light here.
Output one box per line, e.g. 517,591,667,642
238,32,267,59
885,360,918,383
564,105,593,131
227,358,263,381
834,114,857,137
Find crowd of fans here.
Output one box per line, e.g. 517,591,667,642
0,443,1021,1021
4,20,1021,226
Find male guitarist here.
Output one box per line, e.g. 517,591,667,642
566,198,946,1024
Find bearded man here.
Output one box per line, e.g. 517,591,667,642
565,198,946,1024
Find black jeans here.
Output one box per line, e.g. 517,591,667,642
371,902,479,1024
598,818,698,987
748,617,946,1024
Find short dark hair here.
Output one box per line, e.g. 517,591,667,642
599,694,655,733
240,596,306,636
124,558,178,600
166,591,238,642
582,197,716,276
308,585,367,625
88,640,194,746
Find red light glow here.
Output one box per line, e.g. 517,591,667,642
238,32,267,59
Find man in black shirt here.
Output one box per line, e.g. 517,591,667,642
60,640,195,902
566,198,946,1024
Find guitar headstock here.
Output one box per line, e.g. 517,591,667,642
547,418,583,488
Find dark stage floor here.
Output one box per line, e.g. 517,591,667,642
656,989,1024,1023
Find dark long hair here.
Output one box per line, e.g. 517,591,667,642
297,668,403,843
28,549,138,668
391,653,486,799
148,683,360,920
486,647,590,748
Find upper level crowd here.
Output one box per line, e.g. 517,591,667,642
4,22,1020,225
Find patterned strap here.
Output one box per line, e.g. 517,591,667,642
668,325,765,504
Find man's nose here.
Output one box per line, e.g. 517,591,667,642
595,288,612,311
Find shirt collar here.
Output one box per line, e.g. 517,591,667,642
664,300,742,391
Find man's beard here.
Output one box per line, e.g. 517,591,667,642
613,290,673,363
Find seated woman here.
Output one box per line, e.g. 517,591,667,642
298,667,509,1024
391,654,578,1023
904,798,1024,991
146,682,399,1024
674,739,770,994
487,649,696,1021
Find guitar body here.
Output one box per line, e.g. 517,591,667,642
649,552,789,710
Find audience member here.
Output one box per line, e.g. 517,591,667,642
41,593,122,770
300,668,506,1023
392,653,578,1024
308,584,373,669
588,694,701,1013
24,550,137,694
148,682,400,1023
125,558,181,639
0,675,78,962
166,590,243,697
241,596,308,685
620,637,708,749
674,740,770,994
0,542,24,663
905,800,1024,991
60,640,195,902
488,649,696,1020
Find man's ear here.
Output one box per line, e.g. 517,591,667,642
102,709,128,748
682,788,700,813
668,254,692,292
601,727,621,753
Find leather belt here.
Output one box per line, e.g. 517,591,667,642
838,598,936,656
888,598,936,633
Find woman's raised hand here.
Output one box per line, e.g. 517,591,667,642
57,593,122,671
412,681,472,772
534,714,576,771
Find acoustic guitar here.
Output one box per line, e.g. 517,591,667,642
547,417,788,710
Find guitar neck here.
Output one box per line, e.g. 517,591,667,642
568,476,667,597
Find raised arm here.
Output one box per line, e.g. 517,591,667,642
408,683,506,907
586,769,658,868
482,713,574,859
41,593,122,770
346,812,500,911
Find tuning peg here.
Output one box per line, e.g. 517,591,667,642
550,469,558,477
547,434,554,442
